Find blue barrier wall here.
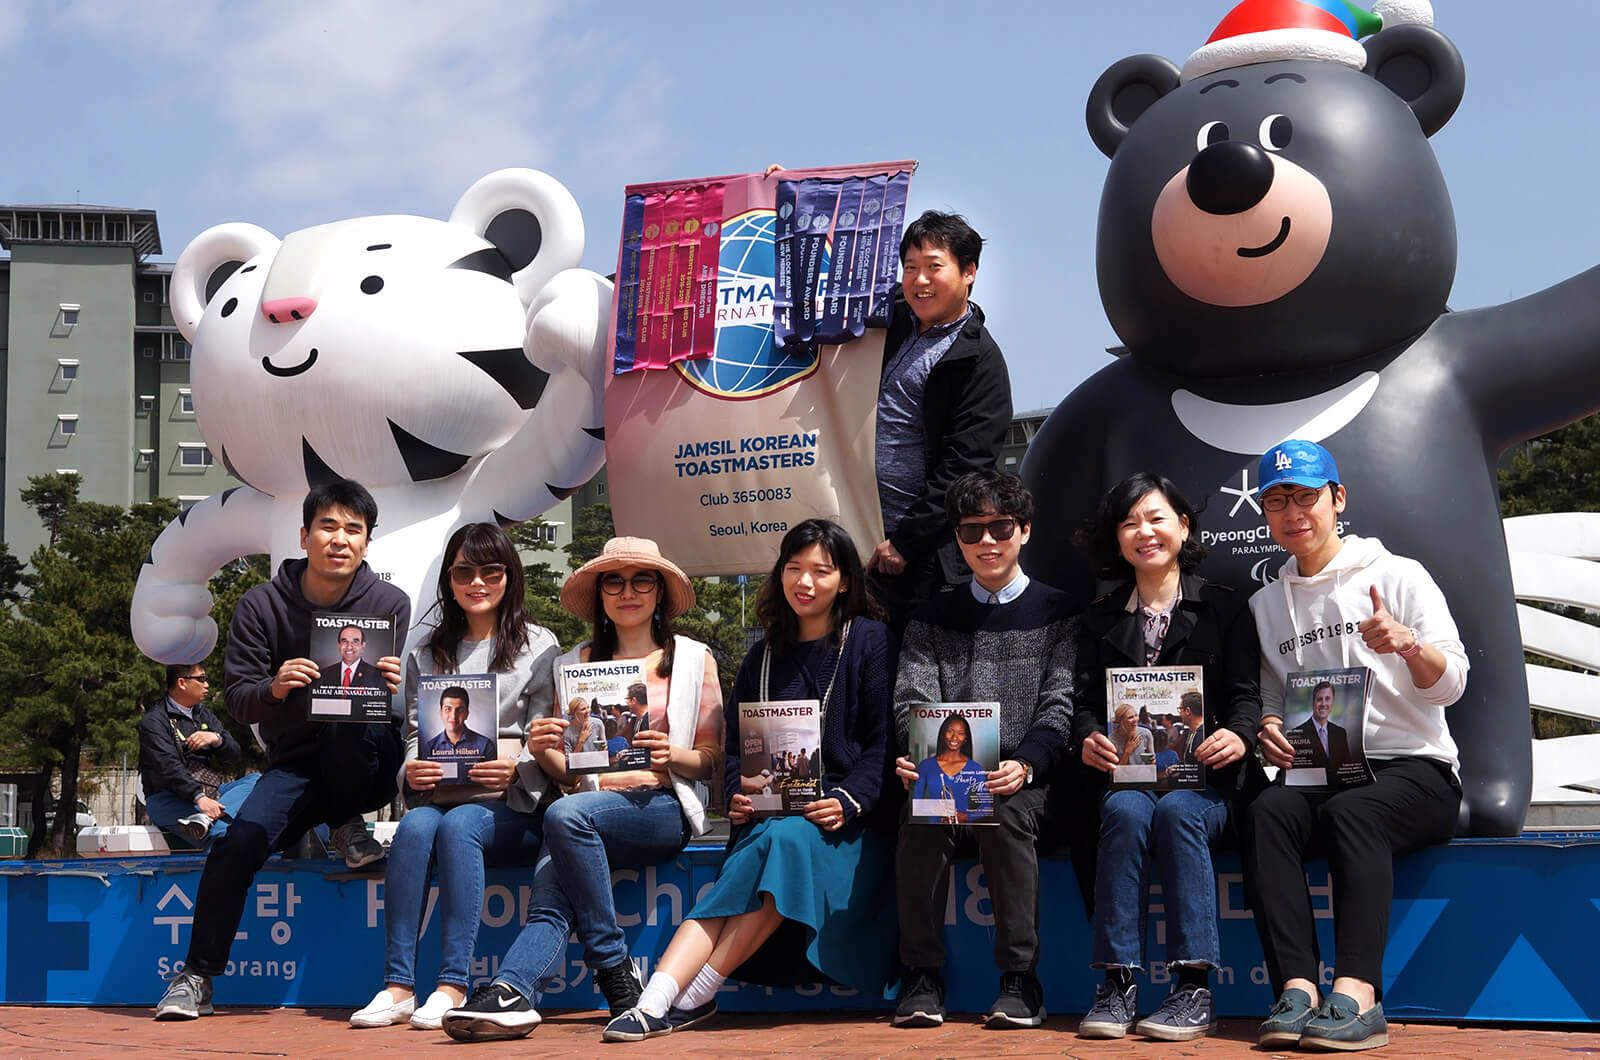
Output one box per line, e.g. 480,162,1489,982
2,835,1597,1021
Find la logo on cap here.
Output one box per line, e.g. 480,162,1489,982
1275,450,1294,471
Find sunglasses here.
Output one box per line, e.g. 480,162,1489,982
449,563,507,586
954,517,1019,545
182,673,210,683
601,572,661,596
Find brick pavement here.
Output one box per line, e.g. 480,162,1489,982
1,1006,1595,1059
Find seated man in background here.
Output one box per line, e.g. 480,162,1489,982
139,663,259,847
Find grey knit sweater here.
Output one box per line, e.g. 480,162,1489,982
893,580,1077,775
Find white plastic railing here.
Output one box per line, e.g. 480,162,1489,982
1505,513,1600,802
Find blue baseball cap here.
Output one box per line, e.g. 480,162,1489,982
1258,439,1339,492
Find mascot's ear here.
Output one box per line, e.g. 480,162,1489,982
1086,54,1181,159
171,223,280,343
1364,24,1465,137
450,168,586,306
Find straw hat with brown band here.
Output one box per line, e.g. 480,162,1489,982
559,536,696,624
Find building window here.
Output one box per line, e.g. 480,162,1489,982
58,359,79,381
142,291,156,303
179,392,195,414
139,395,154,413
180,446,213,467
137,449,154,467
58,415,79,435
59,304,80,327
142,346,155,358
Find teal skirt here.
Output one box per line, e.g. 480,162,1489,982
686,814,897,998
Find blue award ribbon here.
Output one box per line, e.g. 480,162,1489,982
817,177,862,343
846,174,886,339
614,193,646,372
794,179,840,344
772,180,798,350
870,171,911,327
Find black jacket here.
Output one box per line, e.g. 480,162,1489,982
138,698,242,803
223,558,411,766
881,295,1012,571
1073,571,1265,798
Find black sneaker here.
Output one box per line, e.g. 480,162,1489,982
329,817,384,870
441,981,542,1042
1079,979,1138,1038
593,958,644,1016
986,969,1046,1028
1136,983,1217,1041
666,1000,717,1031
892,967,946,1028
601,1006,673,1042
154,970,213,1020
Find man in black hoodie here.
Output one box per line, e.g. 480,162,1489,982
155,479,410,1021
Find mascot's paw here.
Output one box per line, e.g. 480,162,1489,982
525,269,611,378
130,578,219,664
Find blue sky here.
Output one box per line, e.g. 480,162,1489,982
3,0,1597,412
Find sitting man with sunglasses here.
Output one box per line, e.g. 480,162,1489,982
139,663,260,848
892,470,1076,1031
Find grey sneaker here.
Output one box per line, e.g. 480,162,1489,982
1079,979,1138,1038
1136,984,1217,1041
1258,986,1318,1047
329,817,384,869
177,814,212,844
154,970,213,1020
1299,993,1388,1051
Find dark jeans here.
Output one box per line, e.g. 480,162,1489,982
1244,756,1459,997
183,721,404,976
895,785,1050,973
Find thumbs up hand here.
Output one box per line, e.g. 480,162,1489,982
1358,585,1417,655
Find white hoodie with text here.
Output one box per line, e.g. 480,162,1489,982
1249,535,1468,773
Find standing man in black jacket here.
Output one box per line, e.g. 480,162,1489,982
871,211,1012,631
139,663,257,846
155,479,410,1022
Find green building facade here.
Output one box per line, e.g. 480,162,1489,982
0,206,233,560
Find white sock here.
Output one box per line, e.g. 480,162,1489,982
636,971,680,1019
676,964,727,1011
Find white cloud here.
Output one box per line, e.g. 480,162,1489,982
57,0,670,223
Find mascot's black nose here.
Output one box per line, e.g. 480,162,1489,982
1186,140,1275,215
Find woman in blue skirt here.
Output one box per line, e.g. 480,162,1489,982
603,518,898,1041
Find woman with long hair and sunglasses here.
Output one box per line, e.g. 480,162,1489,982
1073,473,1264,1043
440,537,723,1042
351,522,566,1030
603,518,896,1041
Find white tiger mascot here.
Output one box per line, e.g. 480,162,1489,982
131,168,609,662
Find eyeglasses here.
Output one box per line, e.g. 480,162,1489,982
601,572,661,595
183,673,210,683
449,563,507,586
1260,486,1328,513
954,517,1019,544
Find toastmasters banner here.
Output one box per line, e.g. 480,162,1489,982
605,161,915,575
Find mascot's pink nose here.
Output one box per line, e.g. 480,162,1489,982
260,297,318,324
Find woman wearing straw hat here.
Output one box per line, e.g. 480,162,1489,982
440,537,724,1042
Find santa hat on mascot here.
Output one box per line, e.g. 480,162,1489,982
1180,0,1434,82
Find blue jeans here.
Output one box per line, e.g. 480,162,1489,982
494,788,688,1001
383,798,547,989
1091,786,1229,970
145,774,261,848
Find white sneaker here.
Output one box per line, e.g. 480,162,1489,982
350,988,415,1028
410,990,455,1030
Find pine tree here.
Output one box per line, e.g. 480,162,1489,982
0,476,175,856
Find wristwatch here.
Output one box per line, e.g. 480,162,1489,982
1018,759,1035,787
1398,628,1423,658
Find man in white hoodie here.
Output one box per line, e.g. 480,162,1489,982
1245,439,1467,1053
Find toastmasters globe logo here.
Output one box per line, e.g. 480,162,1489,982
674,208,829,400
